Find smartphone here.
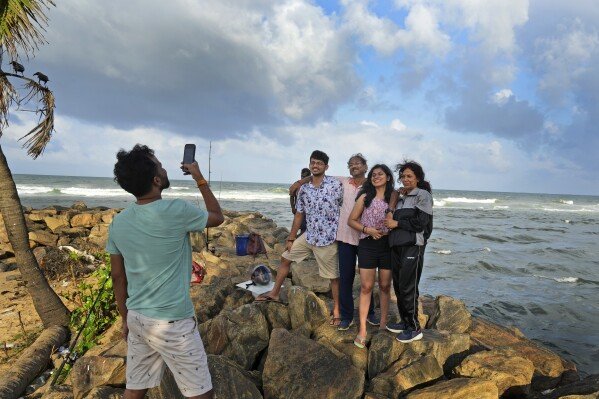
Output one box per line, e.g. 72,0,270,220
182,144,196,164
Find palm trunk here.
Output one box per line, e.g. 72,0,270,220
0,144,70,327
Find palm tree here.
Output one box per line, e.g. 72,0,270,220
0,0,70,327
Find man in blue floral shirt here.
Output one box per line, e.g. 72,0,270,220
257,150,343,323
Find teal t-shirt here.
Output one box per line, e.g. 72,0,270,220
105,199,208,320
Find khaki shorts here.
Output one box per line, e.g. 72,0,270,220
126,310,212,396
282,234,339,279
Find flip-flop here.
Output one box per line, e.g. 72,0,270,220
254,295,287,305
329,316,342,327
354,334,366,349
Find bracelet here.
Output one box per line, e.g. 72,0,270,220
286,238,295,242
385,208,393,214
362,226,366,233
196,178,208,187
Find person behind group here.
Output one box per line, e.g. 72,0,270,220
290,167,311,235
107,144,224,399
290,154,376,329
257,151,343,325
347,164,394,348
384,160,433,343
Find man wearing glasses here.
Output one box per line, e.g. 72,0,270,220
256,150,343,324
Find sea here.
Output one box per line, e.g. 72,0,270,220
12,174,599,376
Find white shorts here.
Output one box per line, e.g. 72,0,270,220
126,310,212,396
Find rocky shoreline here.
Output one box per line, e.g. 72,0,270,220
1,203,598,398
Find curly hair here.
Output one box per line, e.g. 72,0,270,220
113,144,158,197
395,160,432,193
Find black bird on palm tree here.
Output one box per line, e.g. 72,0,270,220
10,61,25,75
33,72,49,85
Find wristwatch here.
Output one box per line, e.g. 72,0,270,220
385,208,394,214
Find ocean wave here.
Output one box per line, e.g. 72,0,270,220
535,275,579,284
170,186,190,190
433,249,452,255
472,234,507,243
559,199,574,205
434,199,446,207
493,205,509,209
542,207,599,213
442,197,497,204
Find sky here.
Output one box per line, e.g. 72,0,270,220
2,0,598,195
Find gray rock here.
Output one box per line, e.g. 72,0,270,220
290,260,331,294
287,286,329,335
369,354,444,398
263,329,364,399
406,377,499,399
427,295,472,333
200,304,269,369
454,347,535,397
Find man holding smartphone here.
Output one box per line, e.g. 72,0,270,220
107,144,224,399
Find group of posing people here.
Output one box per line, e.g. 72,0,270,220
105,145,432,398
257,150,433,348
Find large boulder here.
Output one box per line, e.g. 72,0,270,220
287,286,329,336
28,230,59,247
427,295,472,333
189,277,233,323
86,386,125,398
147,355,262,399
405,377,499,399
532,373,599,399
290,260,331,294
42,385,74,399
70,354,126,399
255,301,291,331
263,329,364,399
454,348,535,397
71,213,101,228
43,215,70,232
469,316,571,390
313,320,372,371
369,354,444,398
200,304,269,370
368,329,470,379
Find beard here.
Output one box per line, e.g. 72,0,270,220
160,176,170,190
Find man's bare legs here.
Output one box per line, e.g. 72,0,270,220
256,256,292,301
330,277,340,319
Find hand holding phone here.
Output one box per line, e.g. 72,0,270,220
182,144,196,175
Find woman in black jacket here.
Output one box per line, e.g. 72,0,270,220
384,160,433,343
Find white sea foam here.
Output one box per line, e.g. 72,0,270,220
16,185,56,194
434,249,452,255
442,197,497,204
170,186,190,191
434,199,446,207
559,199,574,205
494,205,509,209
482,247,491,252
535,275,579,283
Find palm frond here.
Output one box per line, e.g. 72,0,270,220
0,0,55,59
0,73,17,135
18,79,54,158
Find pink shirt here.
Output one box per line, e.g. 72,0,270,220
336,176,362,245
359,198,390,239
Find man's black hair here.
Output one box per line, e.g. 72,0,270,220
113,144,159,197
310,150,329,165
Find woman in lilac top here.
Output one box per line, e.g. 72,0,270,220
348,164,395,348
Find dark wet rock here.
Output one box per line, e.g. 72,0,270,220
263,328,364,399
532,373,599,399
406,377,499,399
200,304,269,370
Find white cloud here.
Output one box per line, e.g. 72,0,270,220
341,0,451,57
360,120,379,128
34,0,358,135
491,89,514,105
390,119,407,131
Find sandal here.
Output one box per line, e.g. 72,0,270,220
329,316,342,327
354,334,366,349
